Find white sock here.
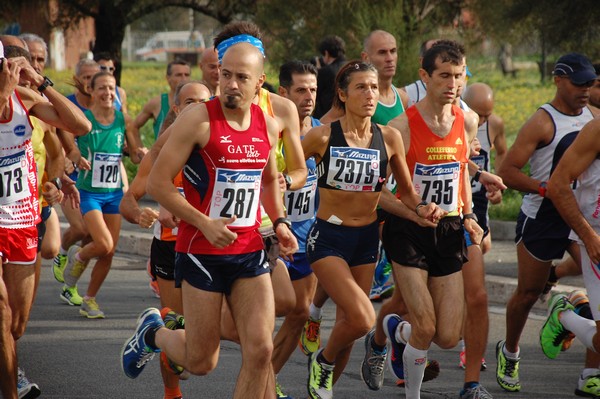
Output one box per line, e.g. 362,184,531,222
309,303,322,320
403,343,428,399
561,309,597,350
502,343,520,359
59,246,68,256
395,321,411,344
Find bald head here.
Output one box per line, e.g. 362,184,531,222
199,47,220,95
0,35,27,50
362,30,397,81
364,30,395,53
222,42,264,75
463,83,494,126
201,47,218,65
220,42,265,109
174,81,211,108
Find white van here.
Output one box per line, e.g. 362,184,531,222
135,31,205,62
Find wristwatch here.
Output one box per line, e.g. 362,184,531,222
538,181,547,198
38,76,54,92
473,169,482,182
273,217,292,231
415,200,428,216
284,174,293,190
463,213,478,222
50,177,62,190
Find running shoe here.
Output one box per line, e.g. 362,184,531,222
361,328,387,390
307,348,334,399
60,285,83,306
17,367,40,399
370,246,393,301
80,297,105,319
458,350,487,371
495,340,520,392
539,264,558,303
369,285,384,301
382,314,405,380
63,245,89,287
147,259,160,298
160,352,190,380
575,374,600,398
459,383,494,399
276,380,293,399
52,253,67,283
160,307,185,330
540,294,574,359
562,290,590,351
396,359,440,387
121,308,164,379
380,280,395,299
299,316,321,356
370,280,395,302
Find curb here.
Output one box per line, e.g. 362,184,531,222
65,218,583,309
485,275,582,311
488,219,516,241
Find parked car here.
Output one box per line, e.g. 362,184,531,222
135,31,205,62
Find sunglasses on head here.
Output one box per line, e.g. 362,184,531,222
99,65,115,72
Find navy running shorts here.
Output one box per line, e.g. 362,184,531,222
36,206,52,251
515,211,572,261
174,250,270,294
382,215,467,277
283,252,312,281
306,218,379,267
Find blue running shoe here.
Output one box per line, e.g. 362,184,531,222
121,308,164,379
382,314,406,380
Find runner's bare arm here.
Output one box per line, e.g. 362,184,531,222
120,154,158,226
261,115,298,256
275,95,307,189
548,118,600,263
147,105,237,248
497,109,554,193
12,57,90,135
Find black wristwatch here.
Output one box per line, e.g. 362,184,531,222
473,169,482,182
38,76,54,92
463,213,478,222
415,200,428,216
50,177,62,190
284,174,293,190
273,217,292,231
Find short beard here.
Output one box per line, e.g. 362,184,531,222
224,95,240,109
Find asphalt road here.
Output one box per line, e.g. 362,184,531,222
17,249,589,399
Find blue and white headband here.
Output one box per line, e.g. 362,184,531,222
216,34,265,64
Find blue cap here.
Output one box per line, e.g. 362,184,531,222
553,53,596,85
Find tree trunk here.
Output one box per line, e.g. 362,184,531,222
92,2,126,85
540,31,547,82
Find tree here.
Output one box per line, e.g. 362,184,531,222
469,0,600,80
255,0,464,86
0,0,257,82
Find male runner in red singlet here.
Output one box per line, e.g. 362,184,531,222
121,41,298,399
